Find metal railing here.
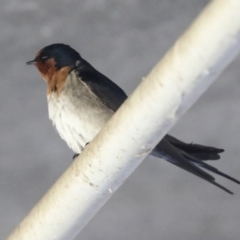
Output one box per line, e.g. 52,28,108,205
7,1,240,239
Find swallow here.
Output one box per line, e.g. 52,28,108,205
27,43,240,194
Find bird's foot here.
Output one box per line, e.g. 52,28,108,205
72,153,79,160
73,143,90,160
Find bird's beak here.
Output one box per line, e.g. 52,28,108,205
26,59,36,65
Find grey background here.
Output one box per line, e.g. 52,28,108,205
1,0,240,239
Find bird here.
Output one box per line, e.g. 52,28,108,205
27,43,239,194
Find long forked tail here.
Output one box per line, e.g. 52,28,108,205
152,134,240,194
165,135,224,160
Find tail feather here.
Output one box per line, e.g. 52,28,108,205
171,161,234,195
151,135,239,194
181,151,240,184
165,135,224,160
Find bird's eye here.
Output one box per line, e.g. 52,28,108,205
41,55,48,61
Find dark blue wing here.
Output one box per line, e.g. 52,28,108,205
76,58,127,112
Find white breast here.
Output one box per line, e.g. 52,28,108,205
47,72,114,153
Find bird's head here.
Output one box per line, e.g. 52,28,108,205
27,43,81,93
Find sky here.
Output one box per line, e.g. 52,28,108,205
1,0,240,239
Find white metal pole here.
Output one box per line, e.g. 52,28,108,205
7,0,240,239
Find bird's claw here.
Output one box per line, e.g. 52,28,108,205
72,153,79,160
